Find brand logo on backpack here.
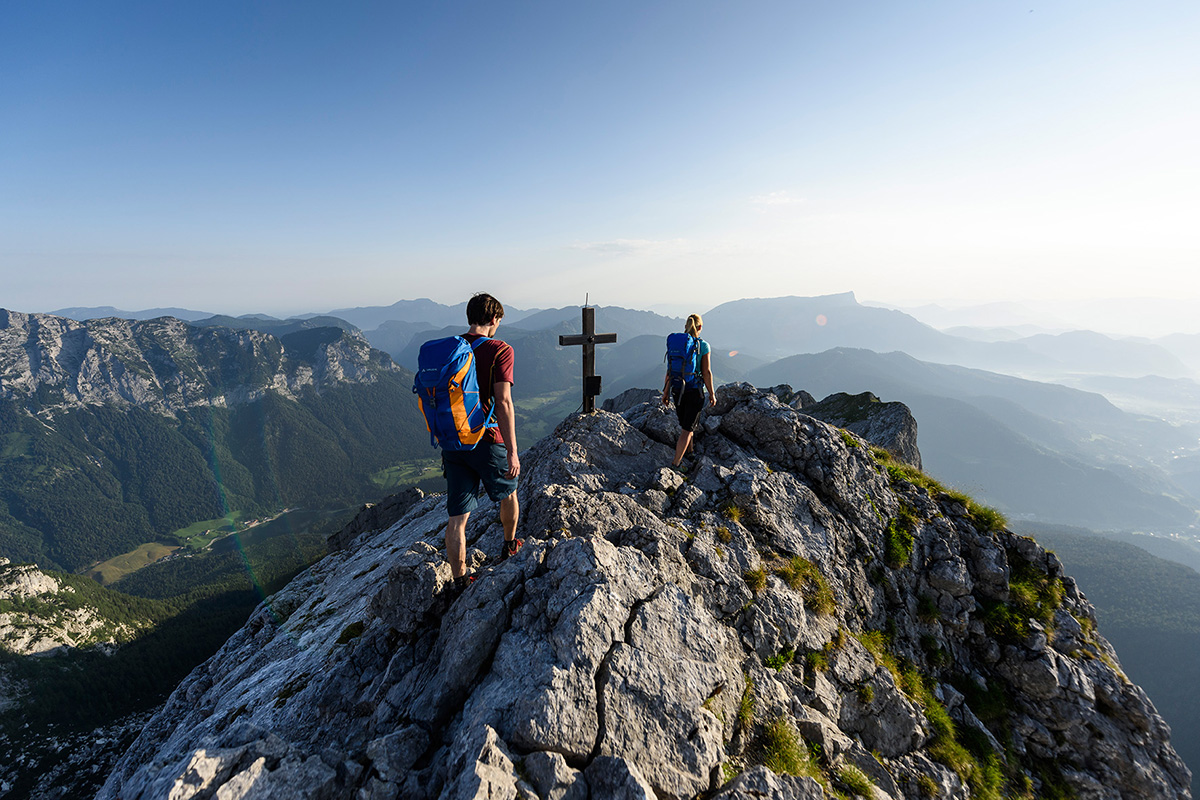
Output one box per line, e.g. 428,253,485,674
665,332,703,395
413,336,497,450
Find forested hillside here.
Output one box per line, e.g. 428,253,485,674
0,311,432,572
0,376,427,572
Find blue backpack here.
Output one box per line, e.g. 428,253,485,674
665,332,703,394
412,336,496,450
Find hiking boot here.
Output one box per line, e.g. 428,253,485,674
449,573,475,599
500,538,524,561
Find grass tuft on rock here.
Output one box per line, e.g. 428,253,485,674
837,764,875,796
765,648,795,671
980,551,1066,642
737,673,755,733
897,668,1010,799
744,567,767,594
942,488,1008,533
855,629,900,679
760,717,821,779
804,650,829,673
885,503,919,568
773,556,836,614
871,449,1008,534
917,593,941,622
970,503,1008,533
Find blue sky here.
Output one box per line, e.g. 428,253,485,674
3,1,1198,326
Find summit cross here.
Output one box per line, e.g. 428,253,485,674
559,306,618,413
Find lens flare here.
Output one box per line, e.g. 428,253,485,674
815,314,828,326
198,405,296,635
729,350,739,357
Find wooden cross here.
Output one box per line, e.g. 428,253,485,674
559,306,618,413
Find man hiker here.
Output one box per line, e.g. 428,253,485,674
441,293,522,587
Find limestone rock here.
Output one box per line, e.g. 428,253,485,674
710,766,824,799
329,488,427,552
602,387,662,415
800,391,922,470
98,385,1191,800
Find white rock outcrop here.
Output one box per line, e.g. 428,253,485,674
98,385,1191,800
0,562,138,656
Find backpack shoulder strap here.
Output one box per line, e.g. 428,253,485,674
469,336,503,428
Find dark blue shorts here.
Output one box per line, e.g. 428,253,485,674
443,444,518,517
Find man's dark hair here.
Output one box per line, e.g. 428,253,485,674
467,293,505,326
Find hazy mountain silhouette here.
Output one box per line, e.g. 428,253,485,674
1158,333,1200,374
190,314,360,337
747,348,1199,531
306,298,542,332
704,292,958,360
703,294,1196,380
513,305,681,340
49,306,216,322
1013,330,1190,378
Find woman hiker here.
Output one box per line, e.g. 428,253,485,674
661,313,716,470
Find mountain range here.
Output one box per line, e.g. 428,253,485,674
303,295,1200,537
36,296,1200,542
53,292,1200,380
6,293,1200,796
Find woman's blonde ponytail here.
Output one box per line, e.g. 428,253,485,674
684,314,702,337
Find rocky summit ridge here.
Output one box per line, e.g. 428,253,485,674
0,309,393,416
99,384,1190,800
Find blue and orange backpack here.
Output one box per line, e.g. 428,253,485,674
413,336,496,450
665,332,703,395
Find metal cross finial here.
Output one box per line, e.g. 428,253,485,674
558,305,618,413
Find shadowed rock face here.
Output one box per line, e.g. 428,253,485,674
98,384,1190,800
796,390,922,471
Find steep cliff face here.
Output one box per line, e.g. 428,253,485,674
99,385,1190,800
0,309,394,416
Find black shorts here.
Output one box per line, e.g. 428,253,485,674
675,387,705,432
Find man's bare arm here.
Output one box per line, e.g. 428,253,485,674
493,381,520,478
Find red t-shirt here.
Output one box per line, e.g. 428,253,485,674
463,334,514,446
